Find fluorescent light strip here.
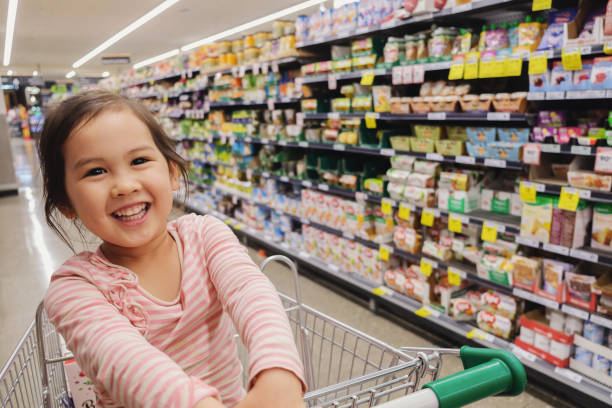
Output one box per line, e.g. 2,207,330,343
133,49,179,69
72,0,180,68
66,71,76,79
181,0,325,51
3,0,19,66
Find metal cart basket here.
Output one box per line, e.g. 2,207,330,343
1,255,526,408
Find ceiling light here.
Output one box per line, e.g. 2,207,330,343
3,0,19,66
7,70,12,75
102,71,110,78
72,0,180,68
66,71,76,79
333,0,352,8
181,0,326,51
32,70,38,76
133,48,179,69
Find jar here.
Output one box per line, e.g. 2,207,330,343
429,27,457,59
404,35,417,61
384,37,404,64
244,34,255,49
218,41,230,54
416,34,429,60
231,40,243,53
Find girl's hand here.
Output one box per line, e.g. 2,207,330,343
236,368,305,408
193,397,227,408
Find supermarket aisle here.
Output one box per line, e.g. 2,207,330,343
0,139,557,407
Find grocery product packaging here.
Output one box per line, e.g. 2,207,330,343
520,195,553,243
477,255,514,286
437,187,481,213
481,290,519,319
516,309,574,367
536,259,573,302
549,199,591,249
64,359,96,408
593,271,612,316
565,271,598,311
477,310,513,339
512,255,541,292
591,203,612,252
480,189,522,216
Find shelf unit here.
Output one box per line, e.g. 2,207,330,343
181,191,612,408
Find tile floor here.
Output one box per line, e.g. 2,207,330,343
0,138,563,407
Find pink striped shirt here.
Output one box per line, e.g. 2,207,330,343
44,214,305,408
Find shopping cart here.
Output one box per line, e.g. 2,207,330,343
1,255,526,408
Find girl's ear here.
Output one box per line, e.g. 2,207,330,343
169,162,180,191
58,204,77,220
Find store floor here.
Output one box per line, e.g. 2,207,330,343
0,138,562,407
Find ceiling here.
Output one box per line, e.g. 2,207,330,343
0,0,331,81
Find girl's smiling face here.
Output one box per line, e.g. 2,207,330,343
62,108,179,251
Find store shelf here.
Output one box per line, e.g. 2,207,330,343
528,90,612,102
303,112,531,123
531,143,599,156
182,194,612,408
521,181,612,204
300,63,452,84
209,98,300,108
515,235,611,266
121,68,202,89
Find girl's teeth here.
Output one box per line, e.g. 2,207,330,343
113,204,148,219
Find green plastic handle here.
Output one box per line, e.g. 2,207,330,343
422,346,526,408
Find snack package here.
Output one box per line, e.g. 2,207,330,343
406,172,436,188
373,86,392,112
466,127,496,144
477,254,514,286
566,271,597,311
450,298,477,321
550,61,571,91
592,203,612,252
438,171,473,191
512,255,541,292
540,259,573,297
393,226,422,254
590,57,612,90
413,160,440,176
520,196,553,243
497,128,530,143
477,310,513,339
403,186,436,207
572,59,594,91
422,240,453,262
481,290,518,319
437,188,481,213
567,170,612,191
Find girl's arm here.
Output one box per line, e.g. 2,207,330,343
200,216,307,398
44,274,222,408
234,368,305,408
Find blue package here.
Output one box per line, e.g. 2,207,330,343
487,142,523,161
575,346,593,367
584,321,605,345
466,127,497,143
498,128,530,143
466,142,488,158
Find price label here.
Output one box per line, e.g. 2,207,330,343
481,222,498,242
420,258,435,277
379,245,392,261
466,328,495,343
463,52,480,79
541,144,561,153
381,198,394,215
380,148,395,156
427,112,446,121
543,242,570,256
267,99,275,111
570,248,598,263
562,47,582,71
532,0,552,11
372,287,387,296
412,65,425,84
361,71,375,86
456,156,476,165
398,202,411,220
448,61,465,80
511,344,537,362
554,367,583,384
328,74,337,90
302,180,312,187
421,209,435,227
528,51,548,75
561,304,590,320
448,214,463,233
487,112,510,121
505,56,523,77
415,307,432,318
365,112,377,129
590,314,612,330
484,159,506,168
523,143,541,165
559,187,580,211
392,66,404,85
426,153,444,161
520,181,537,203
448,268,462,286
262,62,269,74
595,147,612,173
402,65,413,84
318,183,330,191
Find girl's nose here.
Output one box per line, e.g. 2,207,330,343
111,177,140,198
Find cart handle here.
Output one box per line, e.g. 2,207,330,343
421,346,526,408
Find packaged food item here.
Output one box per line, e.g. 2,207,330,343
409,138,435,153
566,272,597,309
403,186,436,207
437,188,481,214
497,128,530,143
466,142,488,158
530,70,550,93
550,61,571,91
445,126,468,141
485,24,509,51
480,190,522,216
435,140,464,156
572,59,594,91
575,346,594,367
590,57,612,90
567,170,612,191
384,37,404,65
450,298,477,321
517,16,543,52
406,172,435,188
438,171,473,191
390,155,416,170
422,240,453,262
388,182,405,201
477,255,514,286
487,142,522,162
534,332,551,352
592,354,611,374
413,160,440,176
584,321,605,345
520,326,535,344
393,226,422,254
541,259,571,297
372,86,391,113
481,290,518,319
592,203,612,252
520,196,553,243
413,125,443,139
512,255,540,291
389,135,411,151
564,315,583,335
477,310,513,339
549,310,565,332
466,127,496,144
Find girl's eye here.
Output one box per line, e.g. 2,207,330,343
132,157,149,166
85,168,106,177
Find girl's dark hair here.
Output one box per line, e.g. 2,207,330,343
38,90,189,251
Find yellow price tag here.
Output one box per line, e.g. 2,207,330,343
562,48,582,71
479,59,495,78
163,95,168,103
492,57,506,78
559,187,580,211
519,182,537,203
379,245,390,261
532,0,552,11
605,43,612,55
481,222,498,242
234,224,243,230
365,112,377,129
224,219,233,225
421,209,435,227
448,214,463,233
381,198,393,216
448,268,462,286
505,57,523,77
448,63,464,80
149,80,154,85
528,51,548,75
464,62,479,79
372,287,387,296
398,202,411,220
415,307,432,318
360,71,375,86
420,258,433,277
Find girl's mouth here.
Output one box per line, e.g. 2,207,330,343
111,203,150,221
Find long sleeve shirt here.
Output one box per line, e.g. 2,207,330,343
44,213,305,407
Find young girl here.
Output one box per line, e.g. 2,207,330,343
39,90,306,408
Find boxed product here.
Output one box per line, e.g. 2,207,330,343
388,182,405,200
390,155,416,170
532,126,557,143
529,70,550,93
409,138,435,153
571,59,594,91
589,56,612,90
567,170,612,191
445,126,468,141
536,259,573,302
438,171,475,191
549,199,591,249
512,255,541,292
593,271,612,316
487,142,522,162
433,276,473,315
386,168,412,184
422,240,453,262
555,127,585,144
406,172,436,188
515,309,574,367
549,61,572,91
477,255,514,286
481,290,519,319
373,86,391,113
413,160,440,176
480,189,522,216
466,127,497,144
402,186,436,208
450,298,478,321
497,128,530,143
437,187,481,214
435,140,464,156
466,142,488,158
520,195,553,243
566,271,598,311
393,226,422,254
477,310,513,339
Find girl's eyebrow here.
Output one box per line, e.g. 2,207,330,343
73,146,155,170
